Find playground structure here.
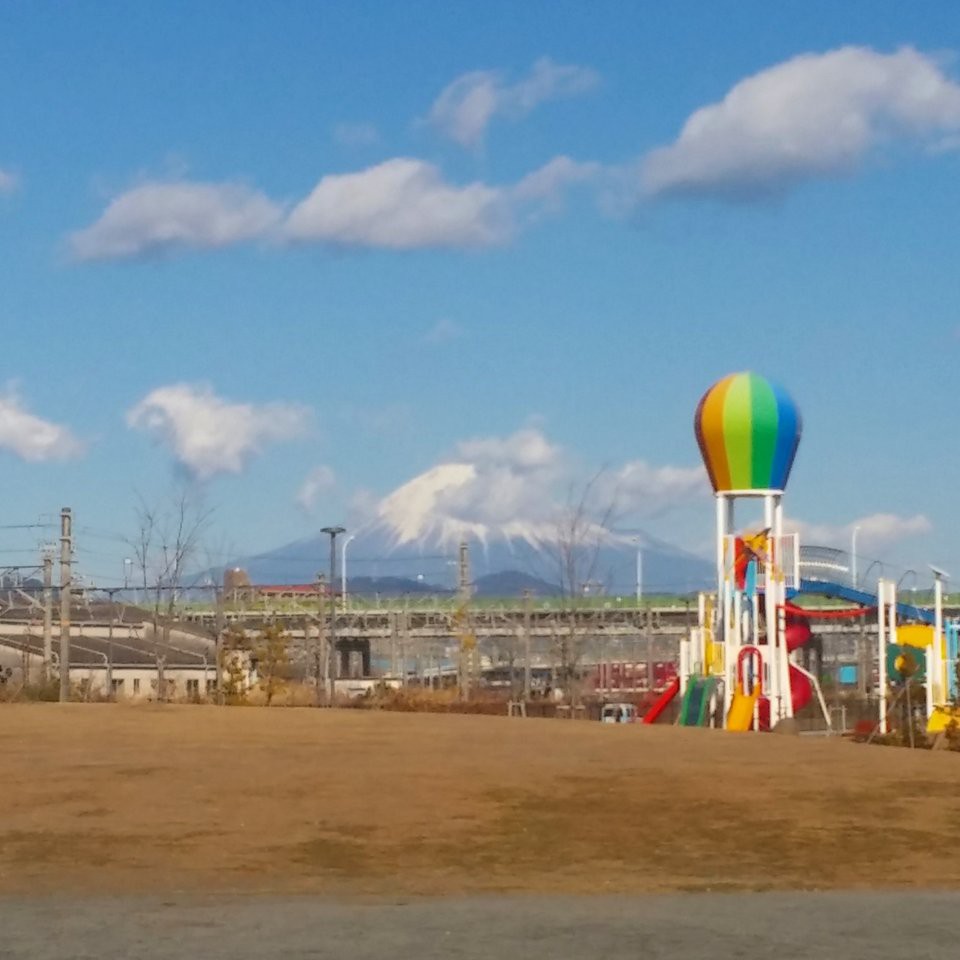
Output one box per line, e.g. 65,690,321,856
644,371,959,735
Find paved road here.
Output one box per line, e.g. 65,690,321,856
2,891,958,959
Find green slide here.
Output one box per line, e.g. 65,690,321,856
678,677,719,727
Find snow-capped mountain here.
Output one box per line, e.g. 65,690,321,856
230,517,712,597
228,438,714,595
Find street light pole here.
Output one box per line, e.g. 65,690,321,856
341,534,355,610
321,525,346,702
851,526,861,588
633,537,643,606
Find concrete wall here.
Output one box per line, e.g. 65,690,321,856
72,666,219,701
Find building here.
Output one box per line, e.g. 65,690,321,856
0,601,253,701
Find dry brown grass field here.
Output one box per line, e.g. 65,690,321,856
2,703,960,898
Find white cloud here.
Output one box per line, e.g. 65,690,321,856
297,466,336,513
456,428,562,473
602,460,709,517
0,169,18,195
643,46,960,200
332,122,380,146
428,57,599,147
374,428,566,547
786,512,932,549
424,317,464,343
284,158,510,250
69,180,283,261
69,154,600,261
512,155,600,207
0,386,83,461
370,426,705,548
127,383,310,480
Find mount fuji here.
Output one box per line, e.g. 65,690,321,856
228,461,713,596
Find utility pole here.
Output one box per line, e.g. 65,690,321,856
391,611,400,683
401,603,410,687
105,588,116,699
315,573,328,705
58,507,72,703
42,548,53,684
320,526,345,704
214,587,225,706
458,540,471,599
456,540,474,700
523,588,532,702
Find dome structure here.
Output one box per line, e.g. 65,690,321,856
694,372,802,493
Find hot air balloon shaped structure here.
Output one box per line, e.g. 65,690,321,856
642,370,960,737
679,372,817,732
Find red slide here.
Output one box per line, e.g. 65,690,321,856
785,620,812,652
757,666,813,729
642,677,680,724
784,621,814,711
755,619,814,729
788,664,813,712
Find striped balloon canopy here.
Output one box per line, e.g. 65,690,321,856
694,372,802,493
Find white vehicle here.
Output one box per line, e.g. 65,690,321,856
600,702,637,724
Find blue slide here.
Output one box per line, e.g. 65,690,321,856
789,579,934,625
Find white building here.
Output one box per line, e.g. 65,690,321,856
0,607,252,701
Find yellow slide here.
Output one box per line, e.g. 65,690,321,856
726,685,759,732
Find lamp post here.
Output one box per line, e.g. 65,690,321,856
633,537,643,606
321,525,346,701
341,534,355,610
851,525,861,588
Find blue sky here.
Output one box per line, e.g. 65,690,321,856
1,1,959,586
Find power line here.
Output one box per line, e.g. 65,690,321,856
75,527,129,543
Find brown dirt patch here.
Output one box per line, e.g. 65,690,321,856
2,703,959,896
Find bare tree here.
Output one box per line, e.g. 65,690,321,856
552,471,619,600
128,484,213,702
541,470,621,705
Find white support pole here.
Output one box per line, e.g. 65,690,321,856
733,590,742,656
774,494,792,723
934,574,944,710
774,499,786,578
762,495,782,725
715,495,726,602
696,617,706,674
763,495,775,538
718,494,735,718
679,637,690,696
698,591,707,675
778,496,792,721
878,578,888,735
